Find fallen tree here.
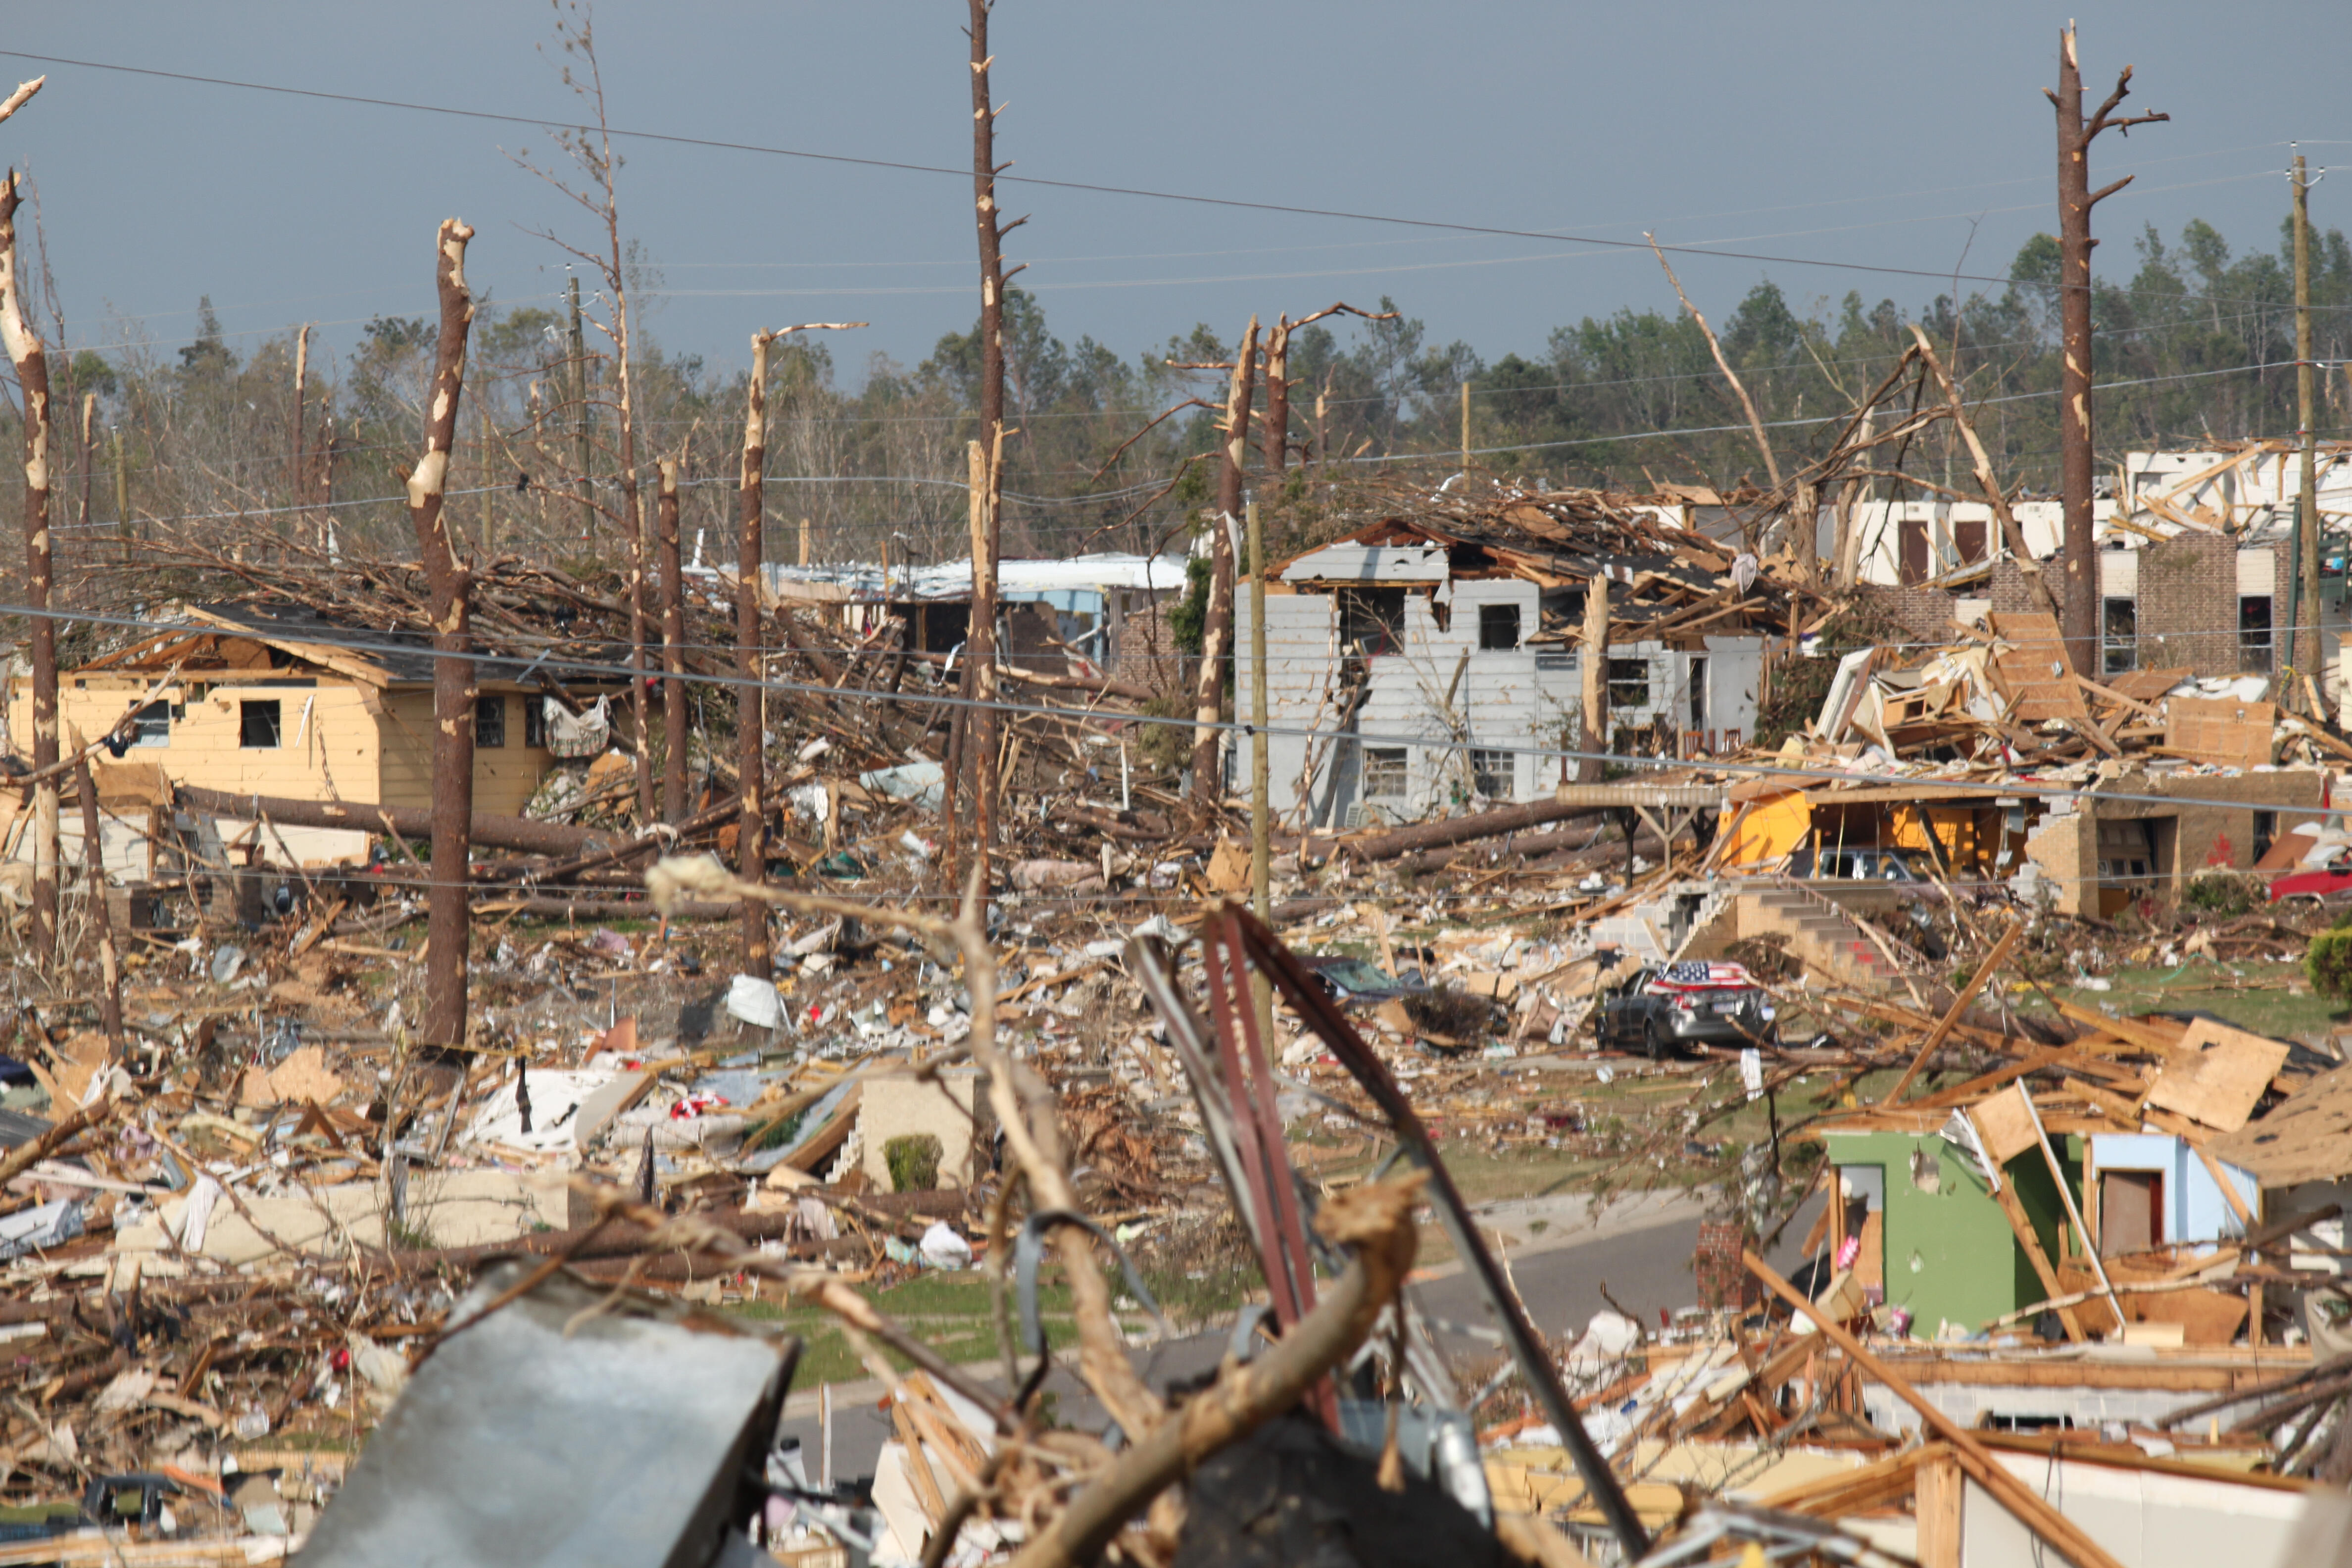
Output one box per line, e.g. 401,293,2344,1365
175,784,617,859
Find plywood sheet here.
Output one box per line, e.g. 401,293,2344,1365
2101,667,2193,704
2212,1060,2352,1186
2145,1017,2289,1132
1968,1089,2040,1167
1985,612,2091,726
2166,694,2276,771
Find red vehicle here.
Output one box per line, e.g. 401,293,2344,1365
2269,856,2352,904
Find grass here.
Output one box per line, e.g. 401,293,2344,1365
2021,959,2342,1042
731,1272,1090,1387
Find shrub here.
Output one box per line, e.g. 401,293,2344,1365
2182,869,2264,919
884,1133,944,1193
1402,986,1489,1043
2309,928,2352,1002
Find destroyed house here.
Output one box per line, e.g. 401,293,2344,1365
7,602,611,863
1233,503,1765,826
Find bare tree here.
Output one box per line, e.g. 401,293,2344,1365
514,3,656,820
2048,24,2164,671
407,219,481,1049
1192,317,1256,805
657,454,686,822
0,159,57,959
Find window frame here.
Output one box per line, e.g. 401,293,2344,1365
2239,593,2274,672
1362,746,1410,800
475,694,507,749
1469,747,1512,797
1476,602,1521,652
239,699,282,750
2101,595,2138,675
130,702,171,748
1607,657,1651,708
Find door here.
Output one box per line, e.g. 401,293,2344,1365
2100,1170,2162,1256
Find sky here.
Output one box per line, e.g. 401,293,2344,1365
1,1,2345,390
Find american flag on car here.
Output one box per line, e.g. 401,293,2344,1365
1648,961,1754,990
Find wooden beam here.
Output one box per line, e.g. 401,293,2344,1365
1743,1250,2127,1568
1916,1449,1963,1568
1883,916,2023,1105
1990,1177,2088,1342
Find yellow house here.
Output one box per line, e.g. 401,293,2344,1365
7,602,592,866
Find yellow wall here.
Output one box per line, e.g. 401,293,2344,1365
10,677,552,819
380,689,552,817
1722,789,1811,868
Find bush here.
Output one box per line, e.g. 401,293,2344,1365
884,1133,944,1193
2182,869,2264,919
2309,928,2352,1002
1402,986,1489,1043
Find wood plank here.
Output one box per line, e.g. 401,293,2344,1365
1882,916,2024,1106
2146,1017,2289,1132
1989,1176,2088,1342
2166,694,2277,771
1916,1450,1962,1568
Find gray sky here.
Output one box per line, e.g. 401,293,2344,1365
4,1,2346,387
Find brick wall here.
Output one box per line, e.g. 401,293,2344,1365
1113,598,1190,700
1856,584,1960,643
2136,532,2245,678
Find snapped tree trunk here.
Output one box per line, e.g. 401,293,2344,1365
0,173,58,961
964,0,1021,887
736,332,773,977
2049,25,2165,673
406,219,481,1050
657,455,687,823
73,749,121,1047
1578,575,1609,784
1262,314,1291,478
1192,316,1257,805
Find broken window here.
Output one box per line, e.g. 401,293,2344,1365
2102,596,2137,675
2254,810,2277,865
239,700,281,749
1477,602,1520,651
2240,594,2274,671
524,695,547,749
1363,747,1409,799
1470,748,1512,797
1608,657,1650,708
475,695,507,749
1335,587,1406,658
130,702,170,747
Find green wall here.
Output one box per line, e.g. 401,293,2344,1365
1820,1130,2083,1337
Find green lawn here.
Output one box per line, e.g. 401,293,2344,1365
2022,959,2340,1043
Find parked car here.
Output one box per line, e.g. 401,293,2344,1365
1596,960,1777,1059
1301,955,1425,1010
2269,855,2352,904
1785,845,1940,883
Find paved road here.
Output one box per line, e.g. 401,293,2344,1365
775,1187,1825,1484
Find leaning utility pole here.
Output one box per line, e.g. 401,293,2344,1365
0,166,57,961
2294,149,2324,703
1192,317,1257,806
2049,24,2165,673
407,219,481,1050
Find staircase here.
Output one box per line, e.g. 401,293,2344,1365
1719,883,1906,993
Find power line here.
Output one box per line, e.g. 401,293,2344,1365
0,48,2331,317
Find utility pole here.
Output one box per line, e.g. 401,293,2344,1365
568,273,592,542
2048,23,2166,673
2294,148,2325,708
1461,379,1471,475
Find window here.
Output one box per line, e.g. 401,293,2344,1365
2240,594,2274,671
1470,748,1512,797
130,702,170,748
1363,747,1409,799
1335,587,1406,657
2254,810,2277,865
1477,602,1520,651
1688,655,1709,731
1607,657,1651,708
2102,596,2138,675
524,695,547,748
239,700,281,749
475,695,507,749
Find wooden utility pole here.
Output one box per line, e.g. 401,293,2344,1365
962,0,1021,888
1246,497,1272,1036
2049,25,2165,673
1578,577,1608,784
1193,317,1257,805
406,219,480,1050
0,168,58,961
1461,379,1472,474
656,455,687,822
568,275,592,542
2294,149,2324,700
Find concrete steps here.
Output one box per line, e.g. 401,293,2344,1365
1730,884,1901,993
